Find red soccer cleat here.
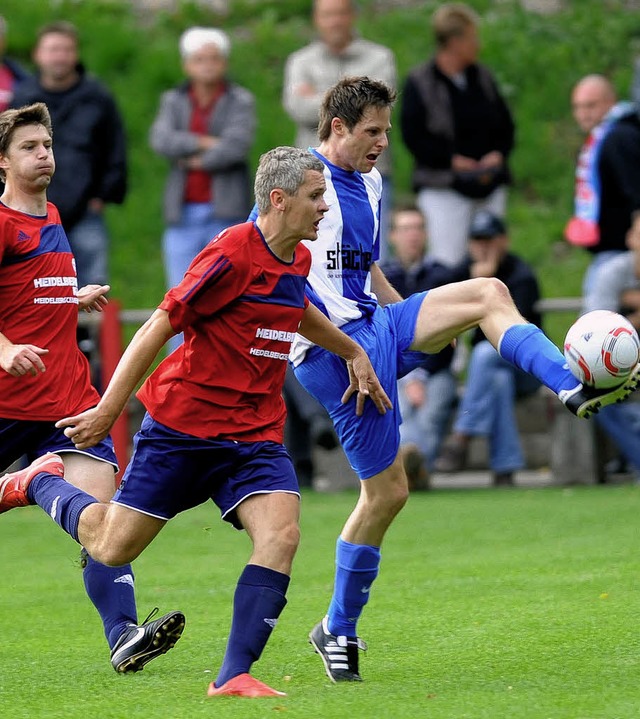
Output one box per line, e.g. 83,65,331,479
0,453,64,514
207,673,287,698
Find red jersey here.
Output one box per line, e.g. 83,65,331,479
138,222,311,443
0,202,100,420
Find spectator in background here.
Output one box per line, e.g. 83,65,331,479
283,0,397,260
0,16,28,112
565,74,640,309
12,21,127,288
400,2,514,267
150,27,255,353
584,211,640,480
282,0,395,486
434,211,541,487
379,206,457,489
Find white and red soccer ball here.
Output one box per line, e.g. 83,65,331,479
564,310,640,388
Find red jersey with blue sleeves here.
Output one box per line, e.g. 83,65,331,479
137,221,311,443
0,201,100,420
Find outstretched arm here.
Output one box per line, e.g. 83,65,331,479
297,303,392,416
56,309,175,448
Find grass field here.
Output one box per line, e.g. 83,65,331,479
1,484,639,718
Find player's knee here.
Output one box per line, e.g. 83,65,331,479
480,277,511,310
370,480,408,519
281,521,301,558
391,482,410,513
262,521,300,563
89,537,139,567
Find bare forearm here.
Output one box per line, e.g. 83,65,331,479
298,304,363,361
98,309,174,418
371,263,403,305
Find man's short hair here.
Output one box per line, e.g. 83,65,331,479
432,3,479,47
317,76,396,141
313,0,359,13
254,146,324,215
0,103,53,182
391,205,425,228
36,20,79,46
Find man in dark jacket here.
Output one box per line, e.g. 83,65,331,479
379,206,457,487
400,2,514,267
434,210,541,486
565,74,640,310
12,21,126,287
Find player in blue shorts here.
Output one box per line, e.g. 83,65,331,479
0,146,390,698
283,77,639,682
0,103,183,673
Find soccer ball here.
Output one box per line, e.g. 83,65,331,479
564,310,640,388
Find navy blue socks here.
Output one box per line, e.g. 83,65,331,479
215,564,290,687
26,471,139,649
27,471,97,542
82,552,138,649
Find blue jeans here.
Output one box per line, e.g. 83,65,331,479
596,402,640,475
582,251,625,310
453,341,540,473
67,209,109,286
399,369,458,469
162,203,243,352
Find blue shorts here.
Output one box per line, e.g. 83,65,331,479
113,414,300,530
0,418,118,472
294,293,431,480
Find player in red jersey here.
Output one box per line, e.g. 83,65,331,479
0,145,390,697
0,103,184,672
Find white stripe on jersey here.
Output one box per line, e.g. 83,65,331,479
290,150,382,366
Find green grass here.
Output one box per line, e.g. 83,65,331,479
1,485,640,718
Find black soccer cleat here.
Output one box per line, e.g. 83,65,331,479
308,616,367,682
110,608,185,673
559,363,640,419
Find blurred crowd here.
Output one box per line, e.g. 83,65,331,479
2,0,639,488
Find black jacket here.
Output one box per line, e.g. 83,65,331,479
595,110,640,254
446,252,541,345
12,66,127,230
400,60,515,197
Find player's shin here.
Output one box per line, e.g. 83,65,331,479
27,472,98,542
82,550,138,649
327,538,381,637
214,564,290,688
497,323,578,394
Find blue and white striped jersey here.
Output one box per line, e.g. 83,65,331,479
290,149,382,365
